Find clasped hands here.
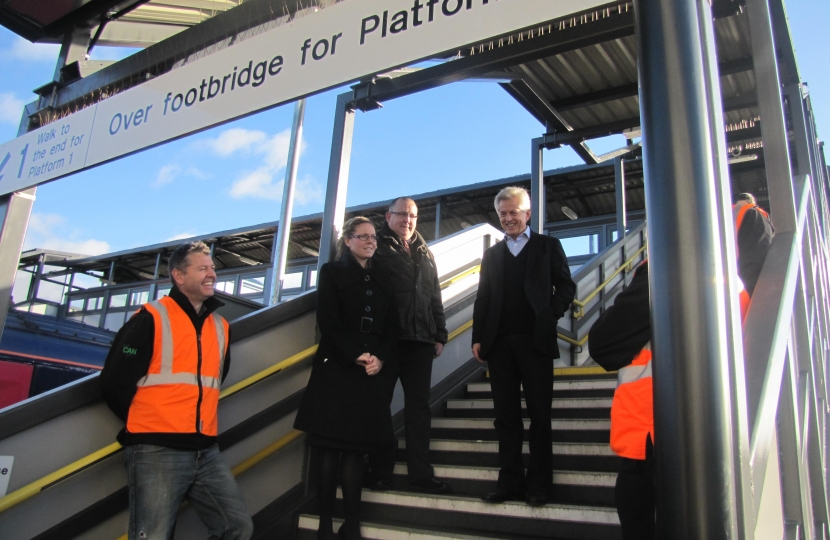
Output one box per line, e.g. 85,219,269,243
357,352,383,376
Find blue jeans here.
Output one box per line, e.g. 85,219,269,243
125,444,253,540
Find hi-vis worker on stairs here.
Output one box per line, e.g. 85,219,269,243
589,260,749,540
589,261,654,540
101,241,253,540
733,192,774,297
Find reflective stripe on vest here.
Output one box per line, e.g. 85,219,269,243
610,342,653,460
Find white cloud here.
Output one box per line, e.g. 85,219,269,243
230,171,323,204
201,128,268,156
204,126,316,203
155,164,180,186
24,213,110,256
166,232,200,242
0,93,25,125
154,164,208,186
8,37,59,62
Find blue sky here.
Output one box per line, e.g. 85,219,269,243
0,0,827,256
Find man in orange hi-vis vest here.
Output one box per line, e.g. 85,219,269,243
590,261,653,540
102,241,253,540
733,193,774,297
590,260,748,540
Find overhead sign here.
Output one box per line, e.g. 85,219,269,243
0,0,605,197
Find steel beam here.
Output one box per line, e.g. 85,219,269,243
435,198,443,240
268,98,306,305
530,138,545,233
500,81,599,165
614,157,626,237
351,11,634,107
746,0,797,234
635,0,740,537
318,93,355,272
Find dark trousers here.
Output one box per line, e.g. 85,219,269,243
488,333,553,494
615,435,655,540
370,341,435,485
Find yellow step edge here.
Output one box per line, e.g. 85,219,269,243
485,366,615,378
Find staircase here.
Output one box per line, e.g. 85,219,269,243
296,368,622,539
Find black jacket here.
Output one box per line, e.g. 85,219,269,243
373,223,448,345
293,255,400,443
100,286,230,450
589,261,651,372
472,230,576,358
736,206,774,296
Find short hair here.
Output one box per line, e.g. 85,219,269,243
336,217,375,260
168,241,211,284
735,193,756,205
494,186,531,212
388,197,416,212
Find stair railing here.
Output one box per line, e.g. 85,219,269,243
557,221,648,365
742,175,830,535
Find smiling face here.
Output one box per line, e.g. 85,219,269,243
385,199,418,241
497,197,531,238
344,222,377,263
172,252,216,306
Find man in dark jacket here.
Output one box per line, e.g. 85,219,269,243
101,241,253,540
369,196,450,494
472,187,576,506
733,192,774,296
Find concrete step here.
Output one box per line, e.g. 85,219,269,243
465,380,616,400
395,439,620,473
387,463,616,506
430,418,609,443
338,489,620,540
445,398,612,419
297,515,488,540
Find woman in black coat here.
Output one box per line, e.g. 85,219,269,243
294,216,399,540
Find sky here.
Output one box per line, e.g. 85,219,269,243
0,0,827,257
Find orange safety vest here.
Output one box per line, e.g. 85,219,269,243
610,342,653,460
734,202,770,235
126,296,229,436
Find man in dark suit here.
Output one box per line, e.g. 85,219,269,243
472,186,576,506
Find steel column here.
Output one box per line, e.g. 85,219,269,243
318,93,355,271
0,113,38,342
635,0,739,537
149,252,161,300
434,198,443,240
530,138,545,233
787,84,814,181
746,0,797,234
268,98,306,305
614,157,627,238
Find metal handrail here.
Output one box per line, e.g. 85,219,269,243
0,345,318,514
571,244,647,317
745,176,812,518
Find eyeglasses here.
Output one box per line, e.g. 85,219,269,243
389,211,418,220
349,234,379,242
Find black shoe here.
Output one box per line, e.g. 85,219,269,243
365,478,391,491
525,490,549,506
481,489,525,503
337,525,363,540
409,479,451,494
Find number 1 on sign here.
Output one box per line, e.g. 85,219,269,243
17,144,28,179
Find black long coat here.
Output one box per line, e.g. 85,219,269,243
472,230,576,359
294,256,399,444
